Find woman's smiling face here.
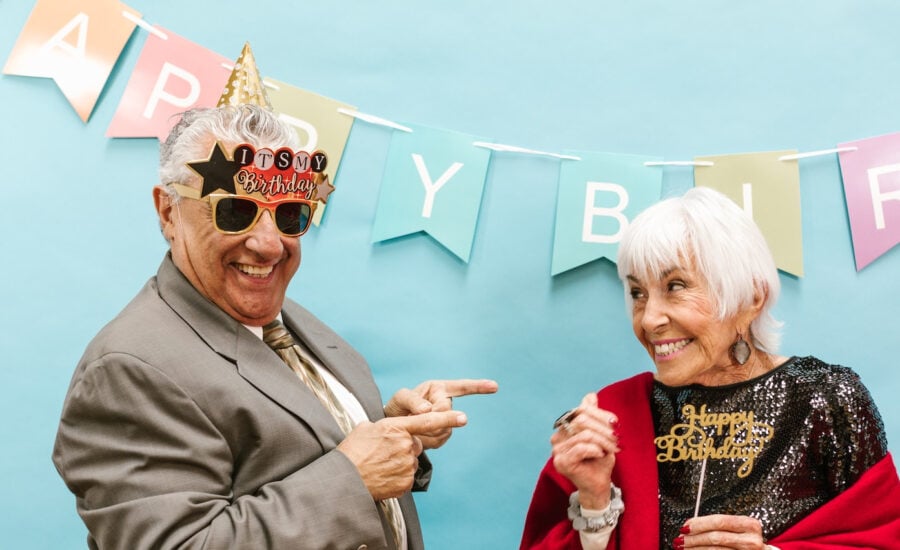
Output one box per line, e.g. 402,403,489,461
627,261,748,387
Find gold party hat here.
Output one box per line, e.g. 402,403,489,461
218,42,272,108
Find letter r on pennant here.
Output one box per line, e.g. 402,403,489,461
866,163,900,230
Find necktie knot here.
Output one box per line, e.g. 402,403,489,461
262,320,295,350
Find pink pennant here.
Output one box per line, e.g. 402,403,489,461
106,26,231,140
3,0,140,122
838,134,900,271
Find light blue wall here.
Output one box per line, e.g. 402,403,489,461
1,1,898,548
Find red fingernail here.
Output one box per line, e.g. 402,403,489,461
680,524,691,534
672,535,684,549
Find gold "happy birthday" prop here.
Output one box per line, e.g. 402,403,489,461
654,404,774,478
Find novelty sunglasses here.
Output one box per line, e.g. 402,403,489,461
169,183,316,237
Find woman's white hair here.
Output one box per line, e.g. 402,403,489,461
616,186,783,353
158,105,300,191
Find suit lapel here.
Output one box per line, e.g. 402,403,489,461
233,330,346,446
155,255,345,447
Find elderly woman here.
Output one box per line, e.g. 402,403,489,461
520,187,899,549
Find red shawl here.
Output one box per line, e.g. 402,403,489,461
520,372,900,549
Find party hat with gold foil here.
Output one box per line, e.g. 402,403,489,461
218,42,271,108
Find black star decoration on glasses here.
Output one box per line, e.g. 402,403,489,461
188,141,241,197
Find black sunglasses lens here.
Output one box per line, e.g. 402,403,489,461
275,202,312,236
215,197,259,232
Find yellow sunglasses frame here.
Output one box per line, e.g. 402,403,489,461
168,183,317,237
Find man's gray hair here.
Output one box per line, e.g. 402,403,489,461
159,105,300,190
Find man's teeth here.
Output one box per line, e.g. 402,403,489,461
655,339,690,356
238,264,273,277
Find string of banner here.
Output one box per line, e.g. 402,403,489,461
6,2,898,275
123,11,900,276
121,11,858,165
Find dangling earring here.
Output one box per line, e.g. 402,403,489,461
730,333,751,365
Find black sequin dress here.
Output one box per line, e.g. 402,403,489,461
652,356,888,547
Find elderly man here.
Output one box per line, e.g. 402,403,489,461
52,103,497,550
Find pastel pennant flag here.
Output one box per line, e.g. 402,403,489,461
372,124,491,262
266,79,357,226
694,150,803,277
837,133,900,270
106,26,231,139
3,0,141,122
551,152,663,275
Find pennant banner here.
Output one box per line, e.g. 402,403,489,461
266,78,357,226
838,134,900,271
695,151,804,277
3,0,900,273
551,152,663,276
106,26,231,140
3,0,140,122
371,124,491,263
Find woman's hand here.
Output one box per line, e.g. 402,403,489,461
551,393,620,509
676,515,768,550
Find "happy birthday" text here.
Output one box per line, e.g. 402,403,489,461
654,404,774,478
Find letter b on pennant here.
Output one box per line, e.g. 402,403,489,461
582,182,629,244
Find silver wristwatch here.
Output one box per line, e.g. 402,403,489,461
567,484,624,533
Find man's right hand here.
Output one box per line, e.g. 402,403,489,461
336,410,468,500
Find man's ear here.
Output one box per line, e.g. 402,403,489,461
153,185,175,241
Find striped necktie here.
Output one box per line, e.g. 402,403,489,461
262,320,405,549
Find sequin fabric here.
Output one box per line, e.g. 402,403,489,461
652,356,887,548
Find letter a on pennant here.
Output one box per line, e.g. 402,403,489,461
372,123,491,263
107,27,232,139
3,0,142,122
552,151,663,276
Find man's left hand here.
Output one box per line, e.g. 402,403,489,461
384,379,498,450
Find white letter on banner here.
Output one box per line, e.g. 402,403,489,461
866,164,900,230
742,183,754,218
413,154,464,218
40,12,89,58
582,182,629,243
143,62,201,119
278,113,318,152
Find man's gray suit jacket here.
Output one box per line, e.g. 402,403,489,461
53,255,425,550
